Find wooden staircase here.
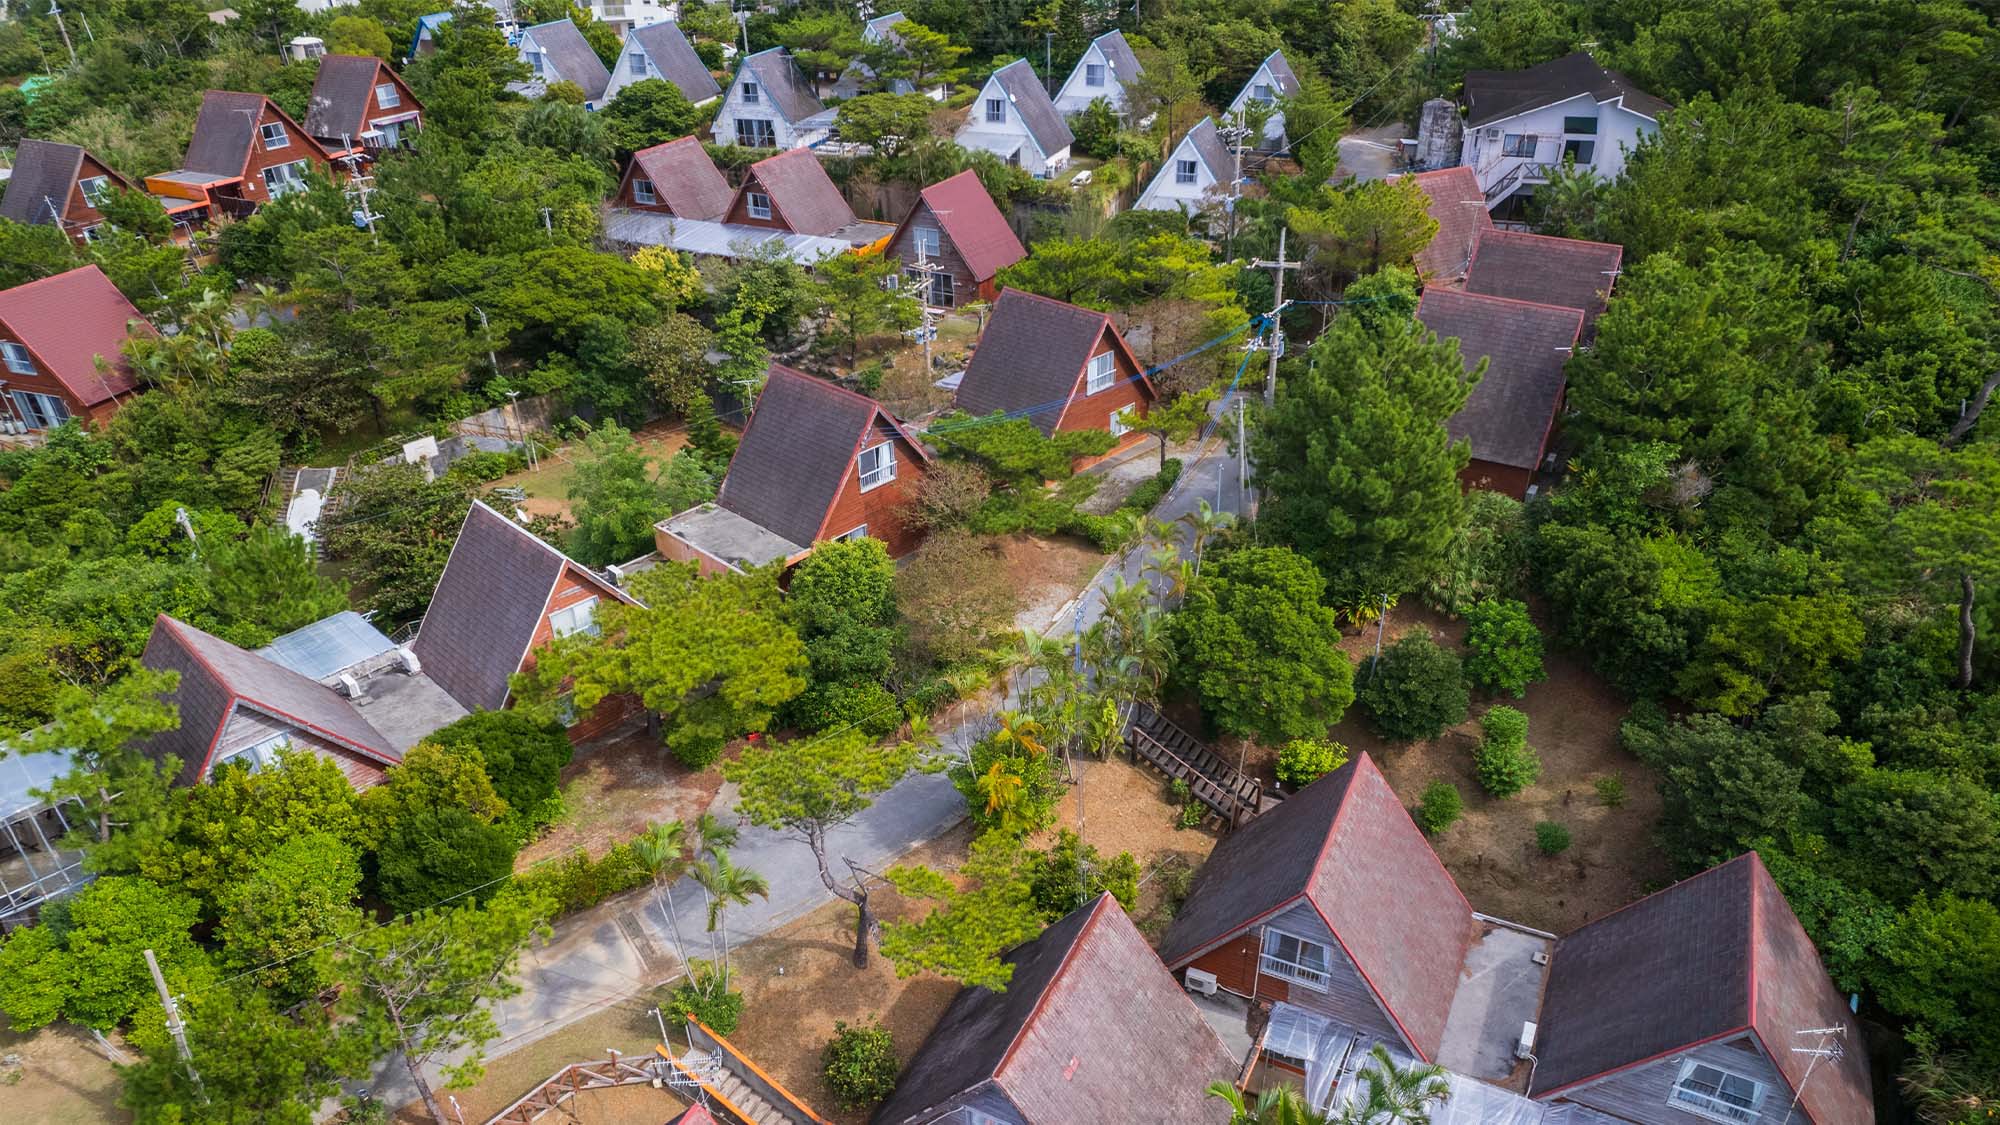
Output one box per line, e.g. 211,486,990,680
1125,703,1263,828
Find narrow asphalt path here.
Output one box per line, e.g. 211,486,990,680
359,394,1253,1114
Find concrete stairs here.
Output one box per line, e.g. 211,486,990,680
677,1048,799,1125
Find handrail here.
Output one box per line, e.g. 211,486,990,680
1132,709,1259,804
686,1020,834,1124
1131,727,1250,822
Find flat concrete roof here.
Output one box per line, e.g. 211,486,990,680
150,169,232,185
1436,920,1552,1088
657,504,804,571
349,669,469,752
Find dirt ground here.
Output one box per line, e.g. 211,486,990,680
1313,602,1672,933
725,825,975,1125
494,419,693,524
871,311,983,423
1000,534,1111,633
518,727,725,867
1041,754,1223,932
0,1022,129,1124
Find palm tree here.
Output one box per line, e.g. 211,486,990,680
632,820,693,970
1179,499,1236,575
1208,1082,1333,1125
689,848,770,979
692,811,738,858
974,760,1028,834
1338,1045,1451,1125
990,708,1048,758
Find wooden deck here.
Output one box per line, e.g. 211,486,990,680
1125,703,1263,827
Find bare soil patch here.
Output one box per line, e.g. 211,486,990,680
518,728,725,867
1041,754,1224,942
0,1022,129,1125
1000,534,1109,633
725,824,975,1125
494,418,695,525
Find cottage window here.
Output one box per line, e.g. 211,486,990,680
907,266,953,306
1175,158,1198,185
261,160,310,197
1669,1061,1765,1123
549,596,600,639
10,390,68,430
913,225,940,258
526,50,545,76
1084,62,1105,87
1259,928,1332,992
857,441,896,490
260,121,290,150
1253,83,1274,104
81,223,107,242
1561,115,1598,134
833,524,869,542
746,191,773,219
985,97,1005,123
376,82,401,108
632,178,658,204
1501,133,1538,157
736,119,777,148
78,175,112,207
741,80,760,104
2,341,38,375
1109,407,1134,437
1085,350,1117,394
629,51,649,77
213,733,289,777
1563,138,1596,165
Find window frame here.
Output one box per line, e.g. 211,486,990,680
1084,350,1117,394
10,389,68,430
1258,927,1333,992
1084,62,1105,87
736,118,776,148
213,733,290,777
857,440,896,491
261,159,309,197
548,596,601,639
632,178,657,205
376,81,401,108
1668,1059,1767,1124
985,97,1005,123
526,50,545,76
1500,133,1538,158
629,51,649,77
78,175,112,207
1563,138,1596,165
1,340,37,375
741,80,760,104
832,524,869,542
745,191,773,220
1561,115,1598,135
1253,83,1274,103
912,225,941,258
1174,158,1198,185
1109,407,1135,437
260,121,290,150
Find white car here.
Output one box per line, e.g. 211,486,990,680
1069,169,1093,189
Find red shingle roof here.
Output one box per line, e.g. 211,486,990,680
627,135,733,220
1417,287,1583,471
1158,753,1478,1062
1463,227,1623,334
954,289,1153,436
905,169,1025,283
0,265,151,407
737,148,855,236
1406,166,1491,284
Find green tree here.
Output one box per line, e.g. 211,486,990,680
377,805,519,914
1357,634,1470,742
8,668,180,858
1122,387,1215,473
319,464,475,620
1343,1043,1452,1124
601,78,704,153
1208,1082,1332,1125
821,1019,899,1111
566,421,714,567
1461,598,1546,698
770,10,863,94
1171,546,1354,743
833,92,938,159
1875,894,2000,1072
1474,705,1542,798
1833,768,2000,902
215,831,366,1003
0,876,215,1031
1415,782,1463,835
789,536,898,691
867,19,965,91
816,249,919,367
1289,179,1440,299
1255,309,1473,609
1024,829,1139,920
723,726,942,966
151,751,365,908
1276,738,1349,789
204,524,351,644
630,312,715,412
514,562,806,767
120,983,351,1125
882,829,1042,989
1622,709,1809,871
331,894,552,1125
689,848,769,977
327,14,394,57
1675,593,1865,717
422,710,573,830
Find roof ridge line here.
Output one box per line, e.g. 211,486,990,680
1559,851,1759,942
1479,227,1627,253
1420,286,1590,322
0,262,112,294
989,894,1110,1084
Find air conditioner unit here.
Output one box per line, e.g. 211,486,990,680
1515,1021,1539,1060
1184,968,1219,997
1532,950,1550,966
397,647,422,676
1484,127,1500,140
336,672,364,699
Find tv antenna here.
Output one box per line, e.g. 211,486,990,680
1786,1024,1849,1117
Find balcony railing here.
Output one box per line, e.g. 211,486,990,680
1259,953,1330,992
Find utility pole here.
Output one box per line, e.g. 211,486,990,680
903,219,950,377
540,206,554,238
47,1,77,69
144,949,204,1101
1248,227,1299,408
1218,115,1249,259
473,305,500,377
1044,31,1053,95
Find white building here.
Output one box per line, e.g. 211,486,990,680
955,59,1073,179
1224,49,1300,153
712,48,835,151
1135,116,1233,213
1052,29,1143,116
831,11,950,100
603,21,720,106
1458,51,1667,212
578,0,676,38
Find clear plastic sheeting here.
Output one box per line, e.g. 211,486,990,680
1263,1003,1552,1125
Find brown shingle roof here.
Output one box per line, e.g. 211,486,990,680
138,615,399,785
1406,166,1492,283
1417,287,1582,471
739,48,825,125
1534,854,1872,1124
1159,753,1478,1062
411,501,634,713
873,895,1237,1125
0,265,152,407
304,55,411,144
182,91,330,178
627,23,719,105
717,364,928,548
0,139,137,225
905,169,1025,283
523,19,611,102
953,289,1150,435
1463,227,1623,334
627,136,733,220
736,148,855,236
1462,50,1670,127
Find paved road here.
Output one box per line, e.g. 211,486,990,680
360,395,1252,1113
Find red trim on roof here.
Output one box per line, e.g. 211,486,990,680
991,895,1111,1080
228,698,403,768
1162,892,1310,970
1532,1025,1751,1102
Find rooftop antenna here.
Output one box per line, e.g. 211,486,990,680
46,0,77,69
1787,1025,1848,1117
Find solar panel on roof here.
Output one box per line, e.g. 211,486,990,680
257,611,396,682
